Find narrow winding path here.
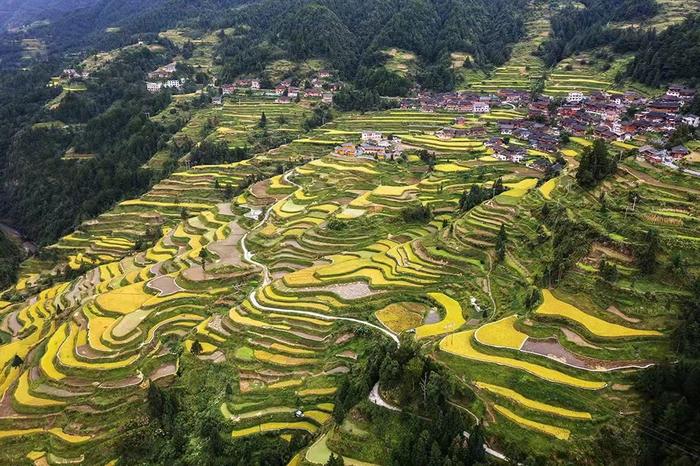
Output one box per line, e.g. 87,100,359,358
240,170,400,347
240,169,509,462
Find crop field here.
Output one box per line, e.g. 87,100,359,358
0,100,691,463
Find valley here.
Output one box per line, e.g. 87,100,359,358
0,0,699,465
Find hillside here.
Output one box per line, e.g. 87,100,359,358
0,0,98,31
0,0,699,464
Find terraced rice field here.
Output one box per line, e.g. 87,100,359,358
536,290,663,339
0,103,681,462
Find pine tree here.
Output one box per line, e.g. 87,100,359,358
199,248,209,271
495,224,507,263
258,111,267,128
468,422,486,463
638,229,660,275
325,453,344,466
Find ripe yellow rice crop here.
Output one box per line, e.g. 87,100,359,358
40,325,68,380
349,192,373,208
57,323,140,370
415,292,466,339
494,404,571,440
612,141,636,150
474,315,528,350
439,331,605,390
15,371,65,407
434,163,470,173
95,282,151,314
268,379,303,389
119,199,210,210
536,290,662,338
270,343,314,355
336,208,366,219
254,350,316,366
570,137,592,147
269,313,334,327
309,204,340,214
232,421,317,438
297,387,337,396
539,179,557,200
373,184,419,197
269,175,294,191
475,382,591,420
229,306,290,330
317,403,335,412
303,410,331,424
186,340,217,354
502,178,538,198
0,428,91,443
376,303,424,333
309,159,379,175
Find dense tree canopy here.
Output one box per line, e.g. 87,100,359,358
627,15,700,87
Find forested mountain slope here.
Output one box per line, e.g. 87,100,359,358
0,0,98,31
217,0,527,81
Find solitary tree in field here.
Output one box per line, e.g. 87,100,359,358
495,224,507,263
258,111,267,128
638,229,660,275
190,340,203,355
10,354,23,367
199,248,209,271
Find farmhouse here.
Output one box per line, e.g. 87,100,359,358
638,145,668,164
567,92,585,103
221,84,236,95
670,145,690,159
305,89,322,98
361,131,383,142
334,142,358,157
322,93,334,104
682,114,700,127
163,79,185,90
472,102,490,113
146,82,162,93
148,62,177,79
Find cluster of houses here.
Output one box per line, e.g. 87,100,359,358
554,87,698,142
334,131,403,160
400,92,495,113
146,62,187,92
218,71,340,105
419,84,697,167
61,68,89,80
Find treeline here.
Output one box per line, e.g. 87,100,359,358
626,15,700,87
0,232,21,290
0,47,180,245
538,0,659,66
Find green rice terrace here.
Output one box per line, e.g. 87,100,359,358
1,95,698,465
